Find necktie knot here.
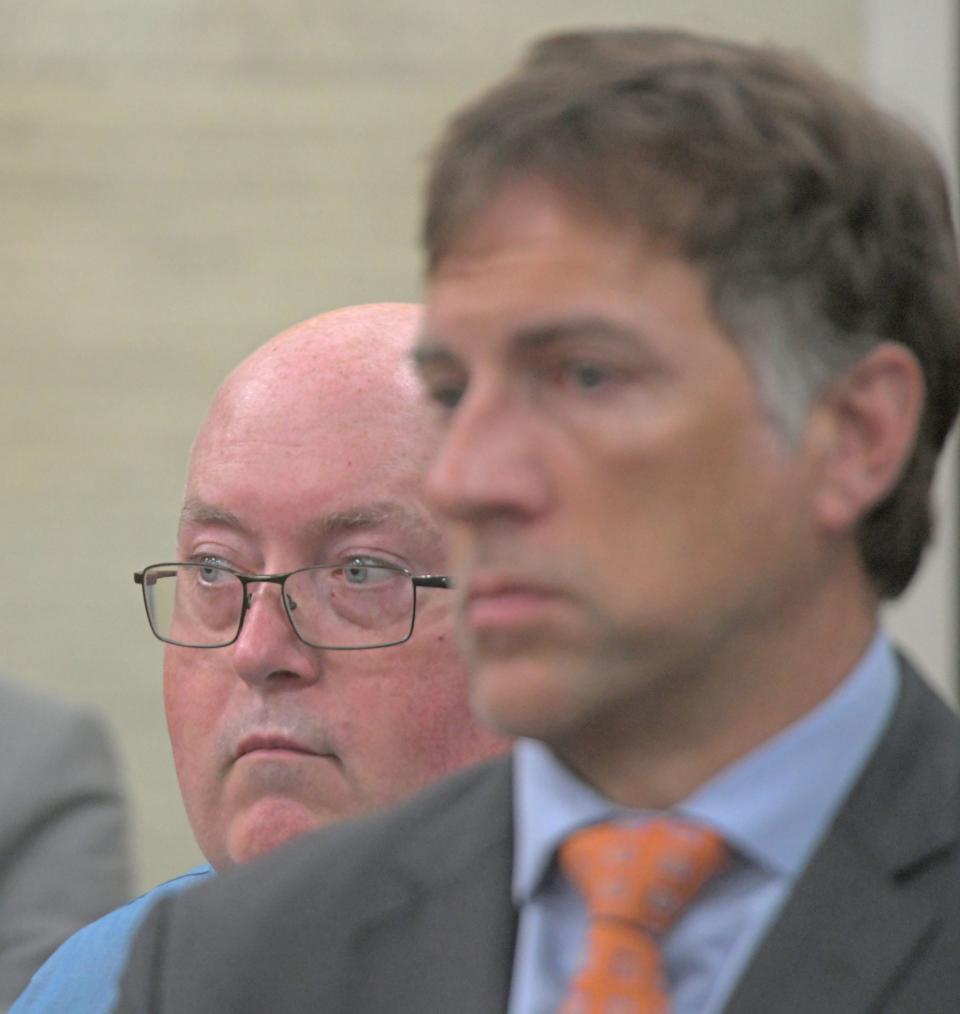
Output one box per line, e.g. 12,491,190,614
560,818,727,935
558,818,727,1014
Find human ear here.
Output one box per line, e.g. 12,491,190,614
810,342,925,534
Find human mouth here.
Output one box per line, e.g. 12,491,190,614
234,733,326,763
463,573,567,631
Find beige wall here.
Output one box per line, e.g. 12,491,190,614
4,0,947,892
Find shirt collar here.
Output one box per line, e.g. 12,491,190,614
512,631,899,903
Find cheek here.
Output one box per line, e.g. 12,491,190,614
577,401,778,530
335,635,500,801
564,413,801,610
163,649,229,803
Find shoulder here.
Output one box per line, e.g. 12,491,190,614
0,676,114,762
0,679,122,837
0,676,91,724
889,654,960,766
120,760,514,1009
0,676,99,721
12,867,213,1011
169,755,513,928
838,654,960,860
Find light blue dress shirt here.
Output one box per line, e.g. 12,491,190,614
507,633,899,1014
11,865,213,1013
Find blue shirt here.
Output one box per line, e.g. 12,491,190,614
507,633,899,1014
10,865,213,1013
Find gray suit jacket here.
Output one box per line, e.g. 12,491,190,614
0,678,131,1009
117,661,960,1013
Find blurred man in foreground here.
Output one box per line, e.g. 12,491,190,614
14,303,506,1011
118,29,960,1012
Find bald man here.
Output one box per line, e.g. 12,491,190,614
13,304,507,1012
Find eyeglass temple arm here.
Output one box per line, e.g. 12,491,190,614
412,575,455,589
134,569,179,586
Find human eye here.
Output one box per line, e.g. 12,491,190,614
421,375,466,410
415,356,469,412
432,384,466,409
565,362,615,391
540,357,621,396
339,557,403,586
188,556,234,586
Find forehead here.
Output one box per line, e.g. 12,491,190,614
430,179,636,283
422,181,714,356
198,338,436,459
176,494,441,556
183,352,441,539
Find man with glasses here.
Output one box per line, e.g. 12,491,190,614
13,302,507,1011
119,28,960,1013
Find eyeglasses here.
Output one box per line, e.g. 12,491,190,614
134,561,453,650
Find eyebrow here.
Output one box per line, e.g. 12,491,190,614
414,315,639,365
178,499,246,535
512,316,639,351
410,342,458,371
178,497,442,555
304,501,435,543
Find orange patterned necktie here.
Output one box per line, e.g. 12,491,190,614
558,818,728,1014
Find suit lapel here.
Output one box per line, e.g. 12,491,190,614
725,663,960,1013
346,757,518,1014
722,828,941,1013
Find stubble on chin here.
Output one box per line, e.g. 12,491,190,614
464,638,593,743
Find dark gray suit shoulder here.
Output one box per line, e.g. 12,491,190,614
726,660,960,1013
118,756,515,1014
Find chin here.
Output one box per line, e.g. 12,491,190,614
470,652,590,741
226,798,332,866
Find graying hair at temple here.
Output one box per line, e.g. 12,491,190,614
423,26,960,599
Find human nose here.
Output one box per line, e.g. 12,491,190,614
425,381,552,524
229,582,320,690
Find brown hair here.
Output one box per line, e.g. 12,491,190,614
424,27,960,598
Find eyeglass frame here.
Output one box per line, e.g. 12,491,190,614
133,561,454,651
